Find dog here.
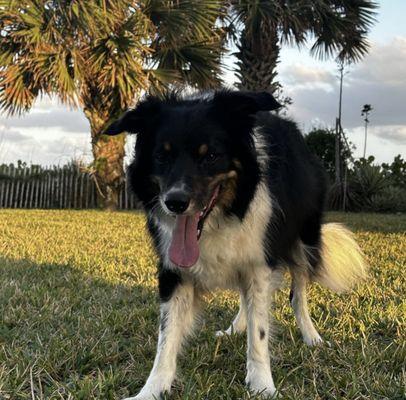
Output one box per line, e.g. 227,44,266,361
105,90,367,400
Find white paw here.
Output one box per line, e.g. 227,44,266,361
123,385,165,400
215,326,232,337
247,382,278,399
122,393,161,400
246,365,277,399
303,332,323,347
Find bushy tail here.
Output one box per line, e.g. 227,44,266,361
313,223,368,293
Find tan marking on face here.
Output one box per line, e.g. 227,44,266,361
206,170,238,208
207,170,237,187
198,144,208,156
164,142,171,151
218,177,237,208
232,158,242,170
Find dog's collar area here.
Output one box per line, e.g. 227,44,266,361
197,185,220,239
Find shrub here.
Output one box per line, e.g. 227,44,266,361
350,162,389,202
368,186,406,213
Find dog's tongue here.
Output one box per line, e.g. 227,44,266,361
169,213,200,268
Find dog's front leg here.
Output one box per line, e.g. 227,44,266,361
245,266,277,398
125,278,197,400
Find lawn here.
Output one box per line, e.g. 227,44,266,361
0,210,404,400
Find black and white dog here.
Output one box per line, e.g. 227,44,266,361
105,90,366,399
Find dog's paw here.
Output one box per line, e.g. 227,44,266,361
246,383,278,399
215,326,233,337
122,393,161,400
303,332,323,347
246,366,277,399
123,386,165,400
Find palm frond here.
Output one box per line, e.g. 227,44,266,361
0,0,225,117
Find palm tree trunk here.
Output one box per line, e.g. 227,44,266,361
87,112,125,211
235,22,279,92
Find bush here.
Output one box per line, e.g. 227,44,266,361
381,155,406,188
328,159,405,213
367,186,406,213
350,162,389,203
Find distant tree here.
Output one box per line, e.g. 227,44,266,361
382,155,406,188
228,0,378,98
305,128,352,181
0,1,226,209
361,104,373,158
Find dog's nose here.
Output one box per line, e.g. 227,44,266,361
164,192,190,214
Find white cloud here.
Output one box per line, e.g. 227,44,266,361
281,64,336,91
346,125,405,163
0,125,32,143
0,104,89,134
280,37,406,153
370,125,406,144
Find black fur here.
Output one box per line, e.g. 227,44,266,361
105,90,327,296
258,114,327,268
158,267,182,303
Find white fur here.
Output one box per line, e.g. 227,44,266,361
244,265,277,397
290,267,323,346
315,223,368,292
124,282,197,400
216,291,247,337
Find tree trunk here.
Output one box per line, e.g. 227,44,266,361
88,113,126,211
235,22,280,93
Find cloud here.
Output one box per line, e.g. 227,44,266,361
0,103,89,134
281,64,336,91
0,125,32,143
370,125,406,144
281,37,406,137
350,37,406,86
345,124,405,163
0,127,92,166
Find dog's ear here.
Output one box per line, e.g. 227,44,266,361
104,97,161,135
212,90,281,117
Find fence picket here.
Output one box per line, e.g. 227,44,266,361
0,164,136,210
9,168,15,208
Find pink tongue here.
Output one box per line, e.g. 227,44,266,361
169,213,200,268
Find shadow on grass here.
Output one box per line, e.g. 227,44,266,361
0,256,163,399
0,256,247,400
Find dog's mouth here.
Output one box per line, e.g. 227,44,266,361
168,186,220,268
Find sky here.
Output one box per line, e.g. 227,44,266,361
1,0,405,166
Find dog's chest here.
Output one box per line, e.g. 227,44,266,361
157,183,272,292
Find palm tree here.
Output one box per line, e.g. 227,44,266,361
361,104,373,158
0,0,225,209
229,0,378,93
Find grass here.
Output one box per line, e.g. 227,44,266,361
0,210,404,400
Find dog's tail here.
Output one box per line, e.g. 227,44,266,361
312,223,367,292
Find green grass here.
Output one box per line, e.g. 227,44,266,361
0,210,405,400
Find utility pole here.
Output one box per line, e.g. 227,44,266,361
361,104,373,158
335,61,345,185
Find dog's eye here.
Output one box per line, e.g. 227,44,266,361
205,152,218,164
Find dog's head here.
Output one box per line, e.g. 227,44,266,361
105,90,280,267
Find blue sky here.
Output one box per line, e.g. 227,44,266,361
1,1,405,166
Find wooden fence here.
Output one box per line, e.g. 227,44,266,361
0,164,139,209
